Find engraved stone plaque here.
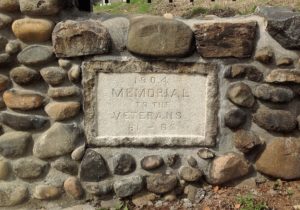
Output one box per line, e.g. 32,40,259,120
83,59,218,147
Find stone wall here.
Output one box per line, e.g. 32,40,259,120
0,1,300,209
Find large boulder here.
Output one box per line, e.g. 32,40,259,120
33,122,81,159
52,20,111,58
256,138,300,179
127,16,193,57
194,22,257,58
253,107,297,133
208,153,251,185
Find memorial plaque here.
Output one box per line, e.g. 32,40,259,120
83,60,218,147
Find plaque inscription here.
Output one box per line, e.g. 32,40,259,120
97,73,207,138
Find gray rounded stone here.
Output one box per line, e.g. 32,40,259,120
208,152,251,185
127,16,193,57
13,157,48,179
10,66,40,85
113,175,143,198
197,148,215,160
71,144,85,161
0,111,49,131
52,156,78,175
33,122,81,159
17,45,53,66
141,155,164,170
178,166,202,182
58,59,72,69
113,153,136,175
19,0,63,16
5,40,21,55
146,174,178,194
233,130,262,153
79,149,108,182
68,65,81,83
40,67,66,86
102,17,129,52
0,131,31,158
187,156,197,167
83,180,114,196
224,108,247,129
0,53,11,65
254,84,294,103
227,82,255,108
0,183,28,207
0,13,12,29
253,107,297,133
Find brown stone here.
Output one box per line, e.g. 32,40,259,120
12,18,54,43
52,20,111,58
194,22,257,58
132,192,157,207
64,177,83,199
209,153,251,184
256,138,300,180
253,107,297,133
234,130,262,153
227,82,255,108
0,0,19,12
127,16,193,57
3,89,44,111
265,69,300,84
45,101,80,121
254,47,273,64
33,185,62,200
141,155,164,170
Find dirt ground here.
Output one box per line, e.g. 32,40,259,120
127,180,300,210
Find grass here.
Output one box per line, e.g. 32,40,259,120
93,0,300,17
93,0,151,14
237,194,269,210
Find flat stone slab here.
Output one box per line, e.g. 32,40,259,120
83,58,218,147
